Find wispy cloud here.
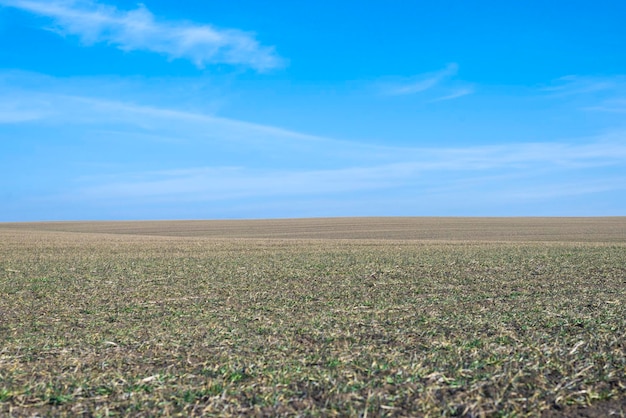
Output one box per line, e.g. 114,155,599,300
3,71,625,170
0,0,283,70
542,74,626,119
378,63,474,102
0,104,47,123
585,98,626,114
0,89,326,144
543,75,624,96
3,71,625,218
5,83,625,171
505,177,626,200
70,133,626,207
429,87,474,102
382,63,459,96
75,163,420,202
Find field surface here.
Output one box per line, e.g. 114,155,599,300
0,218,624,417
4,217,626,241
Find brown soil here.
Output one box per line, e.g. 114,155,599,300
542,397,625,417
1,216,625,242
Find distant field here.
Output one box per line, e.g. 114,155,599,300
0,218,624,416
3,217,626,241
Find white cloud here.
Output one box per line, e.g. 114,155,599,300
382,63,459,96
0,106,47,123
430,87,474,102
3,71,625,215
3,72,625,171
505,177,626,200
585,99,626,114
6,90,626,170
594,100,626,115
66,133,626,204
542,74,626,119
379,63,474,101
70,134,626,207
75,163,420,202
543,75,624,96
0,0,283,70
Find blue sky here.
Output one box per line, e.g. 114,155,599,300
1,0,625,221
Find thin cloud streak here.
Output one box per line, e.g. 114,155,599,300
382,63,459,96
3,71,625,217
430,87,474,102
585,99,626,114
543,75,623,96
75,163,419,202
505,177,626,200
0,90,327,145
542,75,626,118
4,87,626,170
0,0,283,70
71,150,626,206
0,107,46,123
67,133,626,203
2,76,626,170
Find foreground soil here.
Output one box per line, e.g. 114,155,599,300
542,397,625,417
0,218,624,416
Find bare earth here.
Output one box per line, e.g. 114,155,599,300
0,217,624,417
2,216,626,241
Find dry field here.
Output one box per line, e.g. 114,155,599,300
0,218,624,417
5,217,626,241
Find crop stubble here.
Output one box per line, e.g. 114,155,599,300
0,218,624,416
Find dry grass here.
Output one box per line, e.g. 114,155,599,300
0,218,624,417
3,217,626,241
